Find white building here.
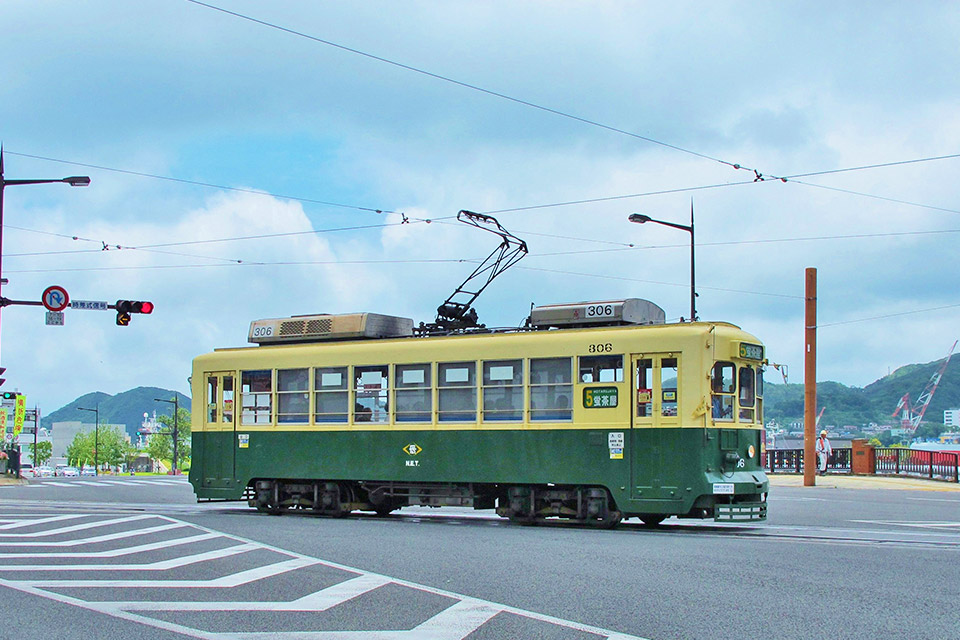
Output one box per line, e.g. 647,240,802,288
945,409,960,428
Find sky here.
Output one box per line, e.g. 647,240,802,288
2,1,959,414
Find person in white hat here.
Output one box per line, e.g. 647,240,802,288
815,430,832,476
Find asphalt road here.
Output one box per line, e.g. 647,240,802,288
0,475,957,640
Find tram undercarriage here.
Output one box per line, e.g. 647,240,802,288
246,479,649,528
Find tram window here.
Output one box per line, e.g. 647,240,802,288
315,367,348,423
483,360,523,421
223,375,234,423
579,355,623,383
756,368,764,424
636,359,653,418
661,358,678,417
206,376,218,423
396,364,431,422
354,365,389,424
712,362,735,393
711,362,735,421
277,368,309,424
241,370,272,425
439,362,477,422
530,358,573,421
739,367,756,422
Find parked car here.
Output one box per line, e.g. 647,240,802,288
54,464,68,476
62,467,80,477
19,463,34,476
36,466,54,477
80,466,96,477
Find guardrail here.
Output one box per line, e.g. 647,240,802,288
764,446,959,482
874,448,959,482
764,449,851,474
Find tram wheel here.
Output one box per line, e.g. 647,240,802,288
637,514,666,527
595,511,623,529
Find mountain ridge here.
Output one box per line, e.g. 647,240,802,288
41,386,191,439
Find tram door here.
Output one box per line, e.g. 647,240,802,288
201,372,237,488
630,354,680,501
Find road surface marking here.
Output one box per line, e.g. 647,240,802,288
0,512,650,640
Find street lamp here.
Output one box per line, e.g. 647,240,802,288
628,201,697,322
0,148,90,361
77,405,99,476
155,396,180,475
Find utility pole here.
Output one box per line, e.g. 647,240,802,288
804,268,817,487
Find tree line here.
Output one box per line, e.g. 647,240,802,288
28,407,191,472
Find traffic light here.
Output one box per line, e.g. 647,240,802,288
115,300,154,326
2,391,19,400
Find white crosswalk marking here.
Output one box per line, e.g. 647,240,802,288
0,512,649,640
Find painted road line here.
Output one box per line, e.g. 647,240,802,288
0,532,222,559
0,521,188,548
851,519,960,529
103,574,394,612
0,542,260,572
24,557,318,588
0,514,158,538
0,513,651,640
0,514,85,530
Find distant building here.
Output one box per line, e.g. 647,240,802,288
944,409,960,428
50,421,130,467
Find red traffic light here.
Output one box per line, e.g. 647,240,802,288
115,300,154,325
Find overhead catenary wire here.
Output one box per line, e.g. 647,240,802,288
3,150,410,219
182,0,960,204
183,0,741,172
819,303,960,328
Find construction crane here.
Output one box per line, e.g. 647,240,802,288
891,340,958,433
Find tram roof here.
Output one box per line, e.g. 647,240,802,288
208,318,750,355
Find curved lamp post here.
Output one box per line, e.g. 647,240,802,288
629,202,697,322
77,405,99,476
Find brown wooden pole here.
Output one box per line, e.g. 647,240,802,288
804,267,817,486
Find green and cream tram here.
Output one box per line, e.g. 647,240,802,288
189,299,768,527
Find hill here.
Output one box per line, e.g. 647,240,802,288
41,387,191,439
765,355,960,428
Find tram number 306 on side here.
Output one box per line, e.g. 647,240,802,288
588,342,613,353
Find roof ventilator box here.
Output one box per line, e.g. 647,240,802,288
249,312,414,344
530,299,666,329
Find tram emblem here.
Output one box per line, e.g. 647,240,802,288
403,443,422,456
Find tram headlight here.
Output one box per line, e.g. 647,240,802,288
747,444,756,459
